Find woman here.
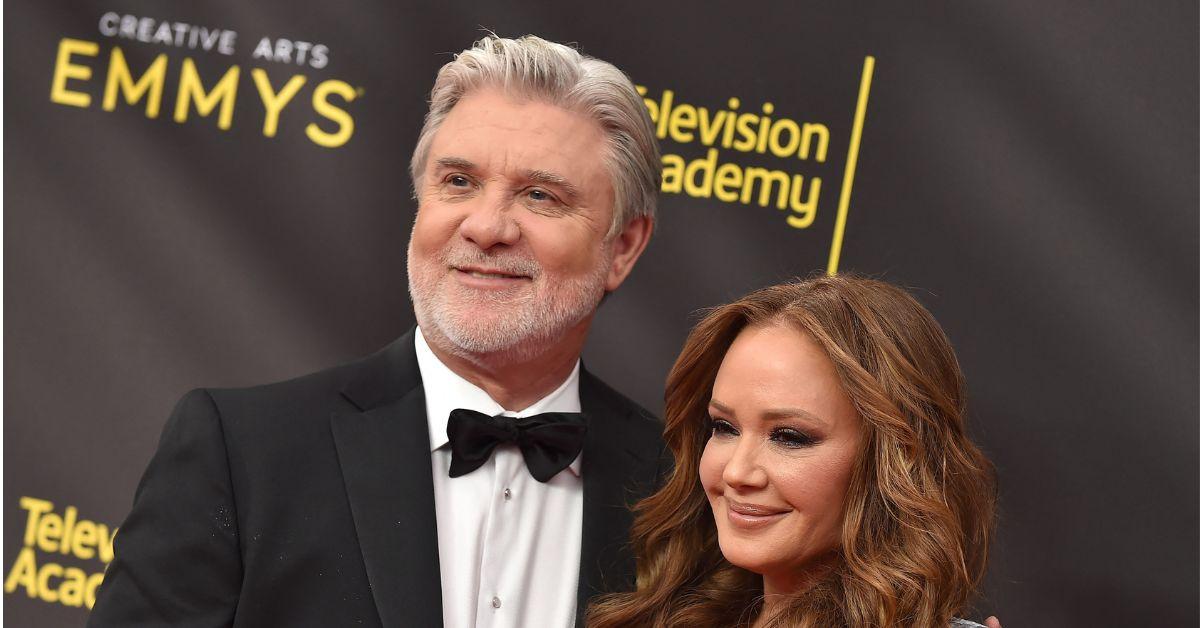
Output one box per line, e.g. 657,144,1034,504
589,275,997,627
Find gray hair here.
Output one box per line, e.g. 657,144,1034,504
409,35,661,238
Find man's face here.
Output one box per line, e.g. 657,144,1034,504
408,87,635,361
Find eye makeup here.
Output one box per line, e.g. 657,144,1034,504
707,414,820,450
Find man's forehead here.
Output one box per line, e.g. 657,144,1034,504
426,89,610,187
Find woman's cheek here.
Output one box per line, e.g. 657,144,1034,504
698,440,725,494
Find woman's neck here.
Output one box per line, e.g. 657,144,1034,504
753,556,838,626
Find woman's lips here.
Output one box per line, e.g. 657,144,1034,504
724,498,789,529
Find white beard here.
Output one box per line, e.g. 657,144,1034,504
407,238,611,364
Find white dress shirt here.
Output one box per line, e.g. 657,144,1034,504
414,328,583,628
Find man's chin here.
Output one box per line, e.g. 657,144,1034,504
414,280,601,363
426,315,534,355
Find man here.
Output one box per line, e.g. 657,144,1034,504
89,35,663,628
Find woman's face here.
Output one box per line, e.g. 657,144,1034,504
699,323,862,590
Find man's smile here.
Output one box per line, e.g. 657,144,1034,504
450,265,535,290
452,264,533,280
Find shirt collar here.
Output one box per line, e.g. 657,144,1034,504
414,327,584,476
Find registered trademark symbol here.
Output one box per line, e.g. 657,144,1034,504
356,87,365,97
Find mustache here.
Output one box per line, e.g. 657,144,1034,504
442,248,542,278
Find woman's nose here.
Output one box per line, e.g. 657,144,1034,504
721,438,769,490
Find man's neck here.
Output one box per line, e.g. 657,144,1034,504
420,321,591,411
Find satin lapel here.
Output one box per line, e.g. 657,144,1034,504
575,371,658,625
331,330,444,628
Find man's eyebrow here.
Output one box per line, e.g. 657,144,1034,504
433,156,476,172
524,169,581,200
431,161,581,199
708,398,828,428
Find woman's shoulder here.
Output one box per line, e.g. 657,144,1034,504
950,619,988,628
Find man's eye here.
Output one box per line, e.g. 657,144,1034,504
770,427,817,449
447,175,471,187
526,187,557,203
710,418,738,438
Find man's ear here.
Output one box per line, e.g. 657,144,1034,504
604,216,654,292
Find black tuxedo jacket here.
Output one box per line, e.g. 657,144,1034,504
89,329,664,627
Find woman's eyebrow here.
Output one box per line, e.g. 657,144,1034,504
709,398,827,427
761,408,828,428
709,399,735,417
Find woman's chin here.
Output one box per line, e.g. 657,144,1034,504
716,537,773,576
718,534,841,592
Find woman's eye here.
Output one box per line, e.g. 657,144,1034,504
770,427,817,449
710,418,738,438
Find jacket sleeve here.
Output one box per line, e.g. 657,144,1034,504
88,389,243,628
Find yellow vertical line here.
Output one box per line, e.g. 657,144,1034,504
826,55,875,275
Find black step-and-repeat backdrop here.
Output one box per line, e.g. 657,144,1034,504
5,2,1197,625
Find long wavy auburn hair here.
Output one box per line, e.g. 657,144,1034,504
588,275,996,627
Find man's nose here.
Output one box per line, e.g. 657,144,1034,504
457,189,520,250
721,438,769,490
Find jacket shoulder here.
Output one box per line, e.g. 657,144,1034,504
581,369,660,430
203,332,419,421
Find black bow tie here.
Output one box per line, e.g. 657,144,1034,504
446,409,587,482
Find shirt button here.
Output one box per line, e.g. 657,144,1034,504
503,488,512,500
491,596,502,609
